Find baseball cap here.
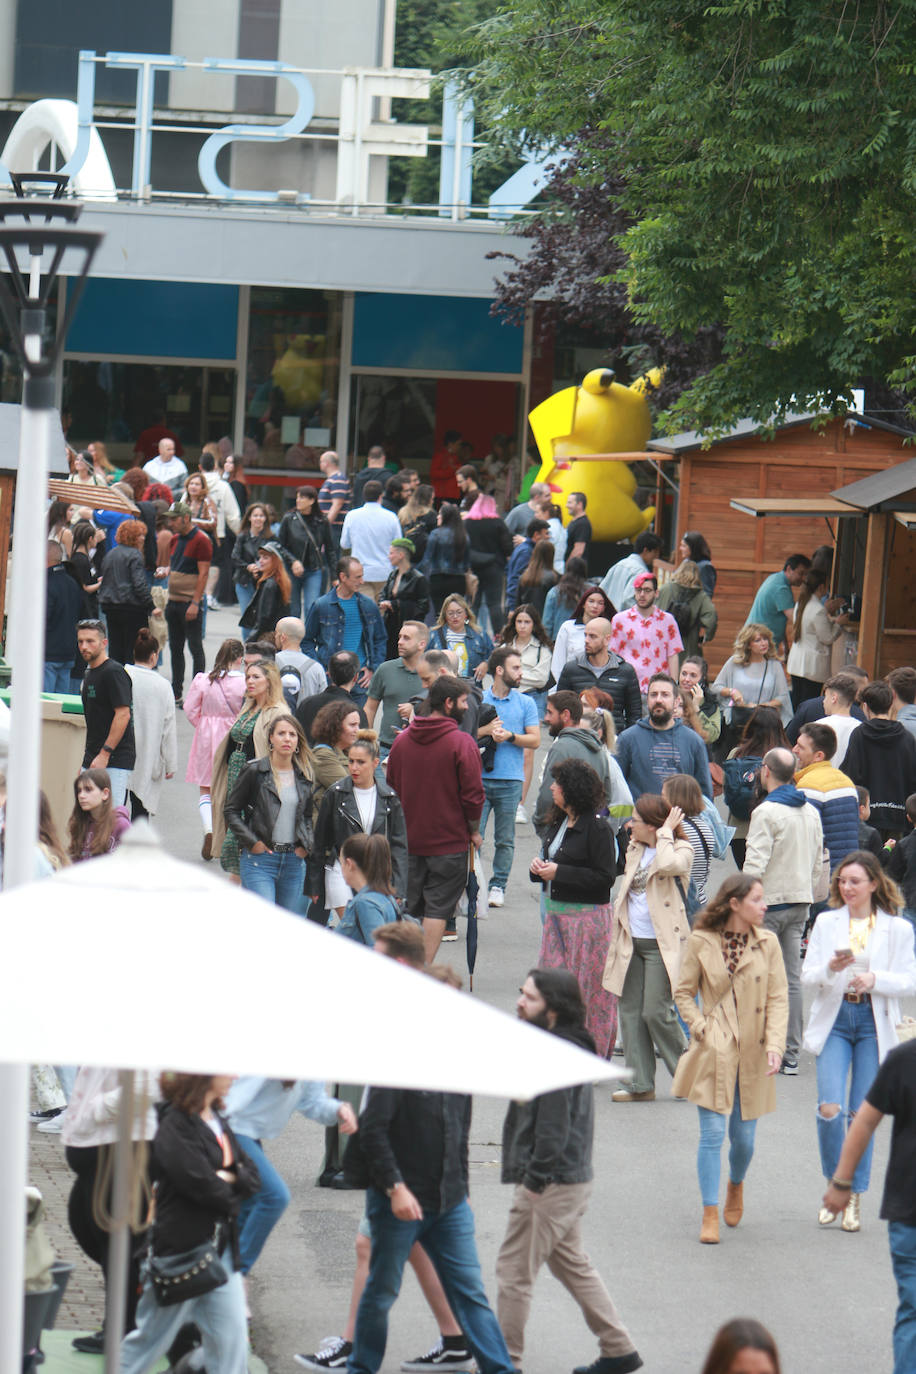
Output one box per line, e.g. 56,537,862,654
167,501,191,517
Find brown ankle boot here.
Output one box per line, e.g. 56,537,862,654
700,1205,720,1244
724,1181,744,1227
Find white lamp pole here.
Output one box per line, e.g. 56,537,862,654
0,196,101,1374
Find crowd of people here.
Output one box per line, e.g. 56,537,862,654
32,442,916,1374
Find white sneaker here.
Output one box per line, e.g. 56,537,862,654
206,595,220,610
36,1116,63,1134
515,804,528,825
488,887,504,908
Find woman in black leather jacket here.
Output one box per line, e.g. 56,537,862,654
309,729,408,911
231,503,272,622
119,1071,259,1374
224,713,315,913
239,542,291,642
378,538,431,660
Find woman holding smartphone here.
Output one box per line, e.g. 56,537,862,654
801,850,916,1233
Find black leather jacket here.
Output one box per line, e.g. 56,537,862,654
277,508,334,573
232,531,271,587
224,756,315,852
308,774,408,902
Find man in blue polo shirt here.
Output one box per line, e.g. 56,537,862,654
479,646,540,907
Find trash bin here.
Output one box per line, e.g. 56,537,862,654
0,691,86,840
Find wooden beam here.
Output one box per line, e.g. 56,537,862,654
859,512,892,675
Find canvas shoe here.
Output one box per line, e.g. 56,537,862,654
295,1338,353,1370
401,1336,473,1372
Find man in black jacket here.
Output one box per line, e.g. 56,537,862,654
554,618,642,734
496,970,642,1374
348,1082,515,1374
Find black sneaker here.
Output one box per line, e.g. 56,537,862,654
572,1355,643,1374
780,1056,799,1076
401,1336,472,1371
295,1338,353,1370
29,1107,63,1122
72,1332,105,1354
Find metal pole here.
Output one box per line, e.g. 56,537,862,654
0,382,54,1374
104,1071,137,1374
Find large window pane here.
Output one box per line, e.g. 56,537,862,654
243,288,341,471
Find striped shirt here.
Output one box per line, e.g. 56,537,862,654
318,472,352,529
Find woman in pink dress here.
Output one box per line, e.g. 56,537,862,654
183,638,246,860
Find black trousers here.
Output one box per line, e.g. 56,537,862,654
65,1144,146,1333
103,606,150,667
473,561,506,635
165,599,205,699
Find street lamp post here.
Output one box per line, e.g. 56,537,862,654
0,197,101,1374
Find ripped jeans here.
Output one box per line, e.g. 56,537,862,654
815,998,879,1193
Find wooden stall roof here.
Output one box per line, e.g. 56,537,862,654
832,456,916,510
648,410,913,456
729,496,857,518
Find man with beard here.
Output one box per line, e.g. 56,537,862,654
496,969,643,1374
615,673,712,800
386,675,485,961
533,692,627,837
477,647,540,907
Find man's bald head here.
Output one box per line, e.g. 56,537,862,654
763,747,796,786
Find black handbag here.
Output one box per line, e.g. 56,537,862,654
147,1228,228,1307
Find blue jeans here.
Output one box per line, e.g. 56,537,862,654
351,1190,514,1374
523,688,548,720
816,998,879,1193
43,662,72,693
697,1087,757,1206
890,1222,916,1374
235,1134,290,1275
240,849,307,915
291,568,324,621
235,582,255,638
480,778,523,891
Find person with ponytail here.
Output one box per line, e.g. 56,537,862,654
125,627,177,820
67,768,131,861
184,638,247,859
335,832,401,944
224,712,315,913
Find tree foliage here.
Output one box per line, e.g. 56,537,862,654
468,0,916,434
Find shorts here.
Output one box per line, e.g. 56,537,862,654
406,851,468,922
358,1210,372,1240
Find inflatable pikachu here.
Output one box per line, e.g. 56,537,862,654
528,367,661,541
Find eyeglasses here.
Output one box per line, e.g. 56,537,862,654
76,619,105,632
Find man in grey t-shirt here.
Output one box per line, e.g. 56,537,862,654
366,621,429,751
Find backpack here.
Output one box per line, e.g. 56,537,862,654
722,754,763,821
279,664,303,712
667,587,697,635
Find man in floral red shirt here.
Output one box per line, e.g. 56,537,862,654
609,572,682,697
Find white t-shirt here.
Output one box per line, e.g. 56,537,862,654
627,847,657,938
354,784,378,832
816,714,861,768
340,503,403,580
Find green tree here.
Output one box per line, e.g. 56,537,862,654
469,0,916,434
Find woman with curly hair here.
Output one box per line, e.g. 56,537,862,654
530,757,619,1058
98,518,155,665
712,623,793,731
426,594,493,681
309,699,363,817
803,851,916,1234
673,873,787,1243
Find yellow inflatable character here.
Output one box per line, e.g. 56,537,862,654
528,367,661,541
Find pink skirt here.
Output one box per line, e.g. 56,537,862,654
539,900,618,1058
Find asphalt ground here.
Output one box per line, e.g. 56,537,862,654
30,602,912,1372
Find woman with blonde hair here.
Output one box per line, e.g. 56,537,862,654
656,559,717,659
673,873,787,1243
712,622,793,733
603,794,693,1101
802,850,916,1233
98,517,155,665
426,593,493,680
211,658,290,880
398,481,437,562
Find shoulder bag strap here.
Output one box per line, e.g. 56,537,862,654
684,815,711,864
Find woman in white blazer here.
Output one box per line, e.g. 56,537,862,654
801,850,916,1233
786,569,848,709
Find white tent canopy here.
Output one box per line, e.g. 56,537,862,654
0,826,624,1098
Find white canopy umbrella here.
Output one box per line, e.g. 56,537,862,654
0,825,624,1095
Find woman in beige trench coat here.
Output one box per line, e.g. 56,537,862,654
603,795,693,1102
673,873,788,1244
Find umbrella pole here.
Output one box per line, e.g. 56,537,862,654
104,1070,137,1374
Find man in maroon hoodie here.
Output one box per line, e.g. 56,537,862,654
387,674,485,961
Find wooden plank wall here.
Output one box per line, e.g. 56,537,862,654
674,420,909,673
